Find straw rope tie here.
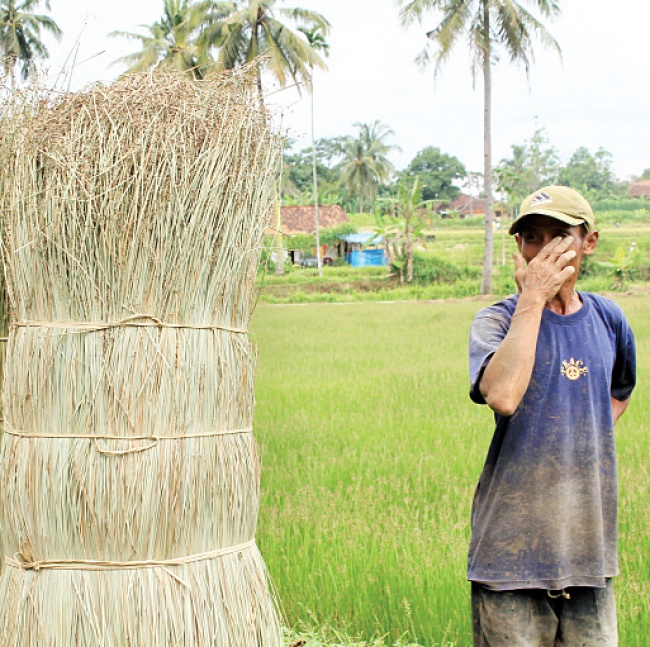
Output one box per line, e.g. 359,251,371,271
11,313,247,335
5,540,256,572
2,424,254,456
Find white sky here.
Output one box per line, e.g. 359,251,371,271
44,0,650,180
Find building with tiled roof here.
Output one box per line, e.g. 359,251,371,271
439,194,507,219
629,180,650,198
267,204,348,235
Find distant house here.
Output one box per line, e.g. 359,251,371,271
267,204,348,235
629,180,650,198
440,194,507,219
266,204,349,266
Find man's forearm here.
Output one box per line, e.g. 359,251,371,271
611,397,630,425
479,236,578,416
479,292,546,416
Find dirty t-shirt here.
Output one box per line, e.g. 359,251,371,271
468,292,636,591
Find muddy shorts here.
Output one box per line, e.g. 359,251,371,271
471,580,617,647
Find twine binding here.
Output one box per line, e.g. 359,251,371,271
2,424,254,456
5,539,256,572
12,313,247,335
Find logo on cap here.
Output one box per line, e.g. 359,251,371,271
529,191,553,207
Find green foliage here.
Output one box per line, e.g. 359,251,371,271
283,146,340,197
496,127,560,209
319,223,357,248
287,233,317,255
112,0,330,93
399,0,561,295
0,0,62,84
283,622,443,647
376,179,429,284
399,0,561,75
557,146,619,200
410,253,480,283
206,0,330,94
598,245,638,289
594,199,650,212
400,146,466,202
433,215,486,229
346,212,377,228
338,121,399,213
110,0,222,79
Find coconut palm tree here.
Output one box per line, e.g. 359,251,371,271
0,0,61,86
204,0,329,101
110,0,226,79
339,120,399,213
299,24,330,277
399,0,561,294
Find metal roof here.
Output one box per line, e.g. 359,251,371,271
338,233,383,245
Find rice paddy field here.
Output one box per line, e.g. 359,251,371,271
252,294,650,646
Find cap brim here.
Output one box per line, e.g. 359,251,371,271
508,209,586,235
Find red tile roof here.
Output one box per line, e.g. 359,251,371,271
446,194,487,215
267,204,348,235
629,180,650,198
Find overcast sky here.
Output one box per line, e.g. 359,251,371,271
44,0,649,180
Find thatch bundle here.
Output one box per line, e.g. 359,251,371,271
0,69,282,644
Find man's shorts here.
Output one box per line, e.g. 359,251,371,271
471,580,617,647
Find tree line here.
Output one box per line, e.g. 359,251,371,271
1,0,648,291
284,124,648,215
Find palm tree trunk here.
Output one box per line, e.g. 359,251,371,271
406,233,414,283
310,73,323,278
274,202,285,276
480,1,494,296
275,151,285,276
384,240,391,270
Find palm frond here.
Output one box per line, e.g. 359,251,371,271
278,7,330,35
398,0,444,27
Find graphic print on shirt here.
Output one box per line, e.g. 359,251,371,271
560,358,588,381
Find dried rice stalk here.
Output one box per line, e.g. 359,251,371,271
0,68,282,645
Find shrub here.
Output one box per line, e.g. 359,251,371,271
410,253,481,284
593,199,650,212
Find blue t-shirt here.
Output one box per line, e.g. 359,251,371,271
468,292,636,591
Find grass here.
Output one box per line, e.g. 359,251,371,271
252,294,650,646
259,219,650,304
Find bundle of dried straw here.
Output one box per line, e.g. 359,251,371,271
0,68,282,645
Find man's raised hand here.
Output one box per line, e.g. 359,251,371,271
514,236,577,302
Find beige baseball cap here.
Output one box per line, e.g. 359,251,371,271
508,185,595,235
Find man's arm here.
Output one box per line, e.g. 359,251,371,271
611,397,630,425
479,236,577,416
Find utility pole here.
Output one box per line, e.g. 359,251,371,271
311,73,323,277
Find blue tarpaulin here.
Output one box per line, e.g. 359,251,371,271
345,249,387,267
339,233,387,267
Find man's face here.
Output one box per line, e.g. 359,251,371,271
515,215,599,273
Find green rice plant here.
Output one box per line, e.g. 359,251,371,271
253,296,650,646
283,621,455,646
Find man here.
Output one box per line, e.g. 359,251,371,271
468,186,636,646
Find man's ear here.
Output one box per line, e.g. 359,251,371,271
582,231,599,256
514,232,523,252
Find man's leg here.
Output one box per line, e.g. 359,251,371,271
556,580,618,647
472,583,557,647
